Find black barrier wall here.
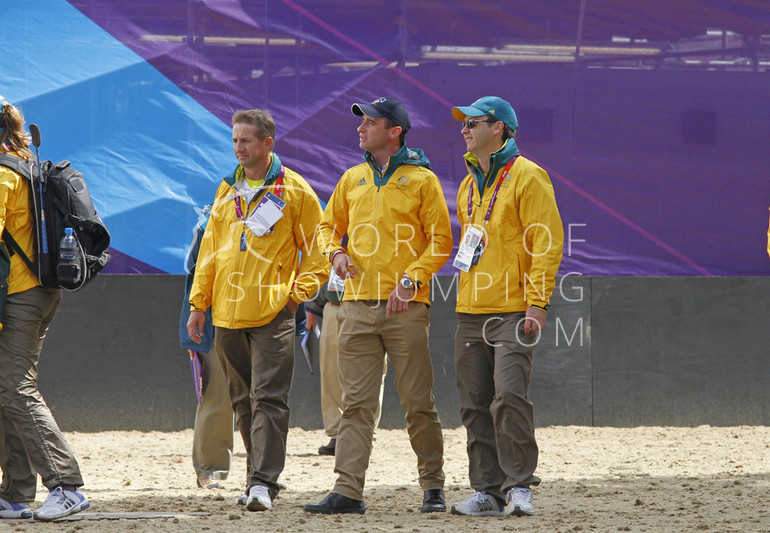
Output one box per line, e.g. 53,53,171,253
39,275,770,432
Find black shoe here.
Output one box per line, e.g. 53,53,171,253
318,438,336,456
421,488,446,513
304,492,366,514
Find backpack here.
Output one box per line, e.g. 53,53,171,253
0,154,111,291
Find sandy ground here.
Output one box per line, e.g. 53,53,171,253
3,425,769,532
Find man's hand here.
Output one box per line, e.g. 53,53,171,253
524,305,547,335
187,310,206,344
287,299,298,314
386,284,414,318
305,311,318,331
332,252,358,280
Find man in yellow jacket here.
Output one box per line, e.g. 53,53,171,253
305,97,453,515
447,97,564,518
188,109,327,512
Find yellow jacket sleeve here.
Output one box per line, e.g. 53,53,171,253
317,174,350,260
516,166,564,308
290,182,328,303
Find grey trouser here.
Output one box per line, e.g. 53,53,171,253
455,312,541,504
319,302,385,437
214,306,294,499
0,287,83,503
192,344,233,481
333,301,444,500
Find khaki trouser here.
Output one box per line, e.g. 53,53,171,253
320,302,385,437
333,301,444,500
192,344,234,481
0,287,83,503
455,312,541,504
215,306,294,499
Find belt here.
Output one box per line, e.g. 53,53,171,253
329,301,342,307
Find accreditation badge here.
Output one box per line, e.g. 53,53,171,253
245,192,285,237
453,225,484,272
328,265,346,292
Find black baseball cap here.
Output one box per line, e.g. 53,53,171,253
351,97,411,133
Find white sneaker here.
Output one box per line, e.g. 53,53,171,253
450,491,503,516
33,487,90,521
505,486,535,516
0,497,32,519
236,493,248,506
245,484,272,511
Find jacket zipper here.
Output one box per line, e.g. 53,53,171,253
371,177,381,301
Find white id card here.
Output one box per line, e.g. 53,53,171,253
245,192,285,237
328,265,346,292
453,225,484,272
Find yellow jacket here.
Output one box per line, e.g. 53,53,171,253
190,154,327,329
318,145,452,304
0,154,40,295
456,145,563,314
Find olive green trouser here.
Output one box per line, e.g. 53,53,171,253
0,287,83,503
215,306,294,499
455,312,541,505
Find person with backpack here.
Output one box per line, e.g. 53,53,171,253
0,96,90,521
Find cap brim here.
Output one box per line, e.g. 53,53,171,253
452,105,487,121
351,103,386,119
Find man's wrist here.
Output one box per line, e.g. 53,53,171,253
399,274,416,291
330,249,344,264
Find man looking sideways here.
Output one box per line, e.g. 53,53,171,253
305,97,452,515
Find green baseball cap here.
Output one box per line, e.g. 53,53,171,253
452,96,518,131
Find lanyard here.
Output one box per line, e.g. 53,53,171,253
467,156,517,226
233,165,285,221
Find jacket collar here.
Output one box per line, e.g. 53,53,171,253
364,144,430,187
223,152,282,188
465,139,519,193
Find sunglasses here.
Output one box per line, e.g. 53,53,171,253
462,118,497,130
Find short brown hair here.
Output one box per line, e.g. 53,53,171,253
232,109,276,140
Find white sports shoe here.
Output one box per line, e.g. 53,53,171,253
245,484,272,511
450,491,504,516
505,486,535,516
33,487,90,521
236,493,248,506
0,497,32,519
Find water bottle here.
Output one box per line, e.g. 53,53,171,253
57,227,82,287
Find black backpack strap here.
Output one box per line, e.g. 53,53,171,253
0,153,33,180
0,156,38,278
1,229,35,272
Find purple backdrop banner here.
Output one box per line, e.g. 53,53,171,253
64,0,770,275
